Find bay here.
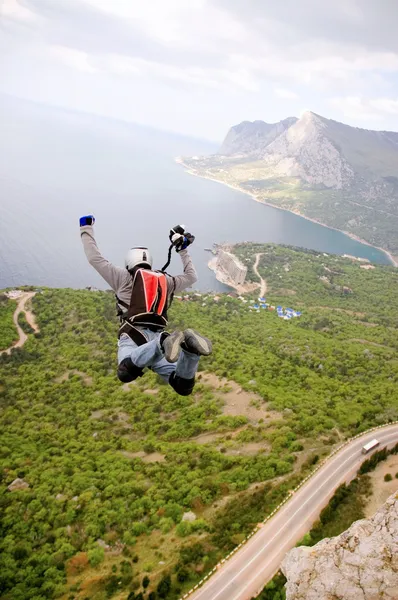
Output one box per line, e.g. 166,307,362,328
0,95,391,294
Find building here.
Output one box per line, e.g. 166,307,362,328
6,290,23,299
216,250,247,286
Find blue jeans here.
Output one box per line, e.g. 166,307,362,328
117,329,200,382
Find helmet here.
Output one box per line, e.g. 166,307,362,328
125,247,153,272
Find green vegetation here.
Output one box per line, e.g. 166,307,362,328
253,572,287,600
0,294,17,351
18,311,35,335
304,476,371,545
1,244,398,599
359,446,393,474
384,473,393,482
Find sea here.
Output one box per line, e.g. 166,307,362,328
0,94,391,293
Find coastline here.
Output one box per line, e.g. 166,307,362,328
208,256,258,295
176,158,398,268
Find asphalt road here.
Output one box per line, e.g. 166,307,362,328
189,424,398,600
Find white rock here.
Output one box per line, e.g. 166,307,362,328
281,492,398,600
8,478,29,491
262,112,354,190
182,511,197,522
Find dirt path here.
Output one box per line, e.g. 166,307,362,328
364,455,398,517
1,292,39,356
253,253,267,297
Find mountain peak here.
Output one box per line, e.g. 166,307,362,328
219,116,298,156
298,111,326,126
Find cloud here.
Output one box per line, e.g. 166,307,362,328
274,87,299,100
16,0,235,69
330,97,383,122
370,98,398,115
214,0,398,55
3,0,398,137
103,54,259,91
7,0,396,99
1,0,37,20
329,96,398,123
50,45,98,73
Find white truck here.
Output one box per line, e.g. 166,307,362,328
362,439,380,454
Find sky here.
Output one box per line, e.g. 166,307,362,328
2,0,398,141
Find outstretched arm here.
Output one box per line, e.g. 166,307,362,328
172,249,198,293
80,218,125,291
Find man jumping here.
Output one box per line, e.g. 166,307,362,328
79,216,212,396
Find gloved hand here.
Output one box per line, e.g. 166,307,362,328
80,215,95,227
169,224,195,252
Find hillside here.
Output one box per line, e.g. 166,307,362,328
179,113,398,258
1,247,398,599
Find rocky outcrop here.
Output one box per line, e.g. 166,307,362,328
219,117,297,157
281,491,398,600
182,511,197,522
8,478,30,491
262,112,354,189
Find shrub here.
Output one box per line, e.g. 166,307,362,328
88,547,105,567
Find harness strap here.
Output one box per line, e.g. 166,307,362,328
116,295,129,309
118,322,148,346
161,243,174,273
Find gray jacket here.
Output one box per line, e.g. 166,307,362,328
80,225,198,306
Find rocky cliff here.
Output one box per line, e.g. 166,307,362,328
219,117,297,157
179,112,398,256
281,491,398,600
261,112,354,189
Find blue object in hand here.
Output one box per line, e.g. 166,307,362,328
177,232,195,252
179,237,189,251
80,215,95,227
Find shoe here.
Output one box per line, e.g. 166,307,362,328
161,331,184,363
183,329,212,356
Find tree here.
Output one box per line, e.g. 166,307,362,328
176,521,191,537
176,567,190,583
88,547,105,567
142,575,150,589
157,574,171,598
143,442,155,454
105,575,119,597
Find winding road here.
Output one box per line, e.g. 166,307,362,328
1,292,39,356
253,254,267,297
189,424,398,600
